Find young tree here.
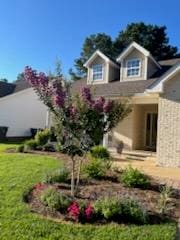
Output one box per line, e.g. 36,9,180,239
24,66,130,197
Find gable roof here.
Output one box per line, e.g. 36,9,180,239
83,50,119,69
0,81,15,97
116,41,161,69
147,61,180,93
72,57,180,97
0,79,31,98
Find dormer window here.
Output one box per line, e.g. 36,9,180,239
92,64,103,81
126,59,141,77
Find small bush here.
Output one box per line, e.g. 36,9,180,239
44,167,69,184
55,143,62,152
158,185,174,215
35,129,50,146
41,187,71,212
90,145,110,159
16,144,24,153
94,198,121,220
42,143,55,152
84,158,107,179
120,166,150,188
121,199,148,224
24,139,37,150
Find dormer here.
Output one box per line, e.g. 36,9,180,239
84,50,119,84
116,42,161,82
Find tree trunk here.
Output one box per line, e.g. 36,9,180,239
75,157,83,192
71,156,75,198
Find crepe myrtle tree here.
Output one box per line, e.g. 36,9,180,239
24,66,130,197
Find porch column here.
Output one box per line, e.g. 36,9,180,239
103,133,109,148
45,109,51,129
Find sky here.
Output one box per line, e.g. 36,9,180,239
0,0,179,82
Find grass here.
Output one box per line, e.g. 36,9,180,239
0,142,20,152
0,144,177,240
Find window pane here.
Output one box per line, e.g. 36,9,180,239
92,64,103,80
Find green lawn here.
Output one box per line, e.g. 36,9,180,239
0,145,177,240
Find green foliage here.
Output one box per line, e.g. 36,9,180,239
42,143,55,152
16,144,24,153
158,186,174,215
72,22,178,79
93,198,147,224
35,129,50,146
94,198,121,220
24,139,37,150
120,166,150,188
121,199,148,224
44,167,69,184
0,146,176,240
55,142,62,152
84,158,108,179
41,187,71,212
90,146,110,159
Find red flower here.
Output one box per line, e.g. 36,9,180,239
84,203,94,220
67,202,80,221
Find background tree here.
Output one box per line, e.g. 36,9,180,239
16,73,25,82
0,78,8,83
113,22,178,60
70,33,113,80
71,22,178,80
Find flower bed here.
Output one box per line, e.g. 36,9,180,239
25,174,180,225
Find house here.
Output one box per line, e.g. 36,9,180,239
72,42,180,168
0,41,179,168
0,79,47,139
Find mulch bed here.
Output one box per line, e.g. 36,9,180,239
26,174,180,224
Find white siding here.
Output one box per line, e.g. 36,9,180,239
0,88,47,137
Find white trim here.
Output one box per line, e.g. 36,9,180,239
126,58,141,78
84,50,119,69
116,41,161,69
146,62,180,93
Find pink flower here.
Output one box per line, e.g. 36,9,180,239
84,203,94,220
103,100,113,113
67,202,80,221
92,96,105,112
81,87,92,104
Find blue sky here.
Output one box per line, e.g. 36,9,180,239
0,0,179,81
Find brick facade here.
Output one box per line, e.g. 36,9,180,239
157,74,180,167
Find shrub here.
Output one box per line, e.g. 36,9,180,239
24,139,37,150
42,143,55,152
84,158,108,179
94,198,121,220
55,143,62,152
121,199,148,224
16,144,24,153
120,166,150,188
44,167,69,184
158,185,174,215
35,129,50,146
90,145,110,159
41,187,71,212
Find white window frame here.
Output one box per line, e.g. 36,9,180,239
92,64,103,81
126,58,141,78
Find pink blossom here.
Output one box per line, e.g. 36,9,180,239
92,96,105,112
103,100,113,113
84,203,94,220
67,202,80,221
81,87,92,104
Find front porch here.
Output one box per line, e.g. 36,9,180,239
106,101,159,156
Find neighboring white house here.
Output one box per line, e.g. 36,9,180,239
0,81,47,138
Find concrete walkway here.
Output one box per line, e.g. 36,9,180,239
111,151,180,189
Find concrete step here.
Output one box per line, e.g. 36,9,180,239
108,147,157,161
